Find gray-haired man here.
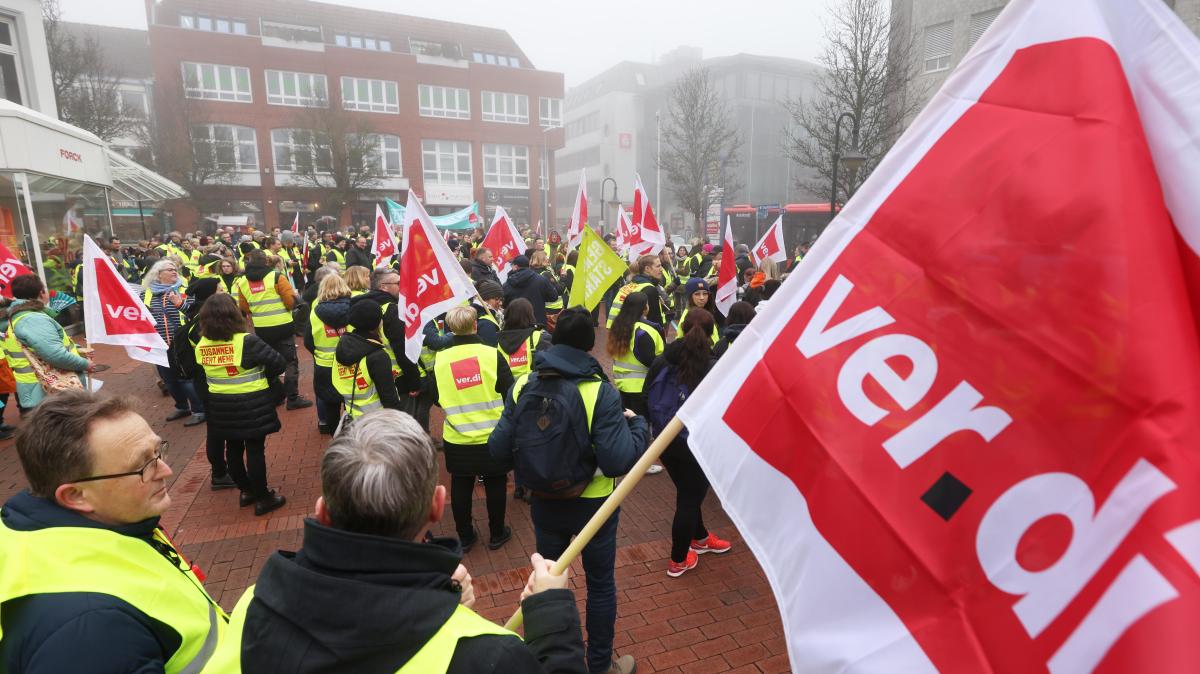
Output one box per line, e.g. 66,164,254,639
210,410,586,673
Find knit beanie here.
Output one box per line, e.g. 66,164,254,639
552,307,595,352
684,277,710,297
476,280,503,301
348,299,382,333
186,277,220,304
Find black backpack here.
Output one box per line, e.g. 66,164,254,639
511,370,597,499
646,365,690,441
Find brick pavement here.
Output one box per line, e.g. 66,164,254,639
0,334,791,673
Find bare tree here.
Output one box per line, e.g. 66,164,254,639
43,0,137,141
285,100,390,216
133,85,236,213
785,0,925,205
658,67,743,239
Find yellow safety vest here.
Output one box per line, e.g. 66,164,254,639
309,299,344,369
499,330,542,380
606,281,654,328
511,374,611,498
332,340,385,418
662,265,676,289
0,520,226,674
678,306,719,345
328,248,346,268
206,585,514,673
346,302,400,376
434,342,503,444
477,308,500,334
4,311,80,385
419,321,445,378
196,334,269,394
612,321,664,393
232,271,291,328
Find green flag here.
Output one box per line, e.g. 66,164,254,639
573,226,625,312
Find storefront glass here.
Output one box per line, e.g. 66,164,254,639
25,173,112,294
0,172,30,264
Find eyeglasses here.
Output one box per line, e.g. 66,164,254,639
71,441,169,484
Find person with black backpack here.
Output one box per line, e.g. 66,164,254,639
644,307,733,578
488,307,647,674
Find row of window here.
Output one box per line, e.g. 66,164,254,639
189,124,538,188
178,13,249,35
922,7,1002,74
181,62,563,125
471,51,521,68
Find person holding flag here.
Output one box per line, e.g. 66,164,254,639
141,259,204,426
3,274,91,410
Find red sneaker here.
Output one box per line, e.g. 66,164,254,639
666,550,698,577
690,533,732,555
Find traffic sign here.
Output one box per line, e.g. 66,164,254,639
757,203,780,219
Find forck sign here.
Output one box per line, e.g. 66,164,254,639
59,148,82,163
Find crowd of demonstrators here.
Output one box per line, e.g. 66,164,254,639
0,216,800,673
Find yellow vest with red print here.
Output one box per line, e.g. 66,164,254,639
434,343,503,444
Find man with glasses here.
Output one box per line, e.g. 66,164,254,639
0,391,226,673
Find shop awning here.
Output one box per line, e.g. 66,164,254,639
104,149,188,202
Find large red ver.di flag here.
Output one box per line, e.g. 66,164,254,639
679,1,1200,672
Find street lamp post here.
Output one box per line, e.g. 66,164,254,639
830,111,866,222
600,177,618,234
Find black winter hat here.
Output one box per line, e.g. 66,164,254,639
476,280,503,300
511,255,530,268
348,299,382,333
185,277,220,304
552,307,595,352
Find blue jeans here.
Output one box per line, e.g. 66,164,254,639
156,365,204,414
531,497,619,674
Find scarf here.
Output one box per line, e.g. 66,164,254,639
149,279,182,296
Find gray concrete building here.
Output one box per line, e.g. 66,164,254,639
892,0,1200,119
555,47,824,236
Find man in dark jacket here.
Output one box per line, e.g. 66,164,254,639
489,308,647,674
212,409,585,673
349,267,422,400
0,392,225,673
334,301,404,413
345,236,374,269
503,255,559,327
470,247,500,286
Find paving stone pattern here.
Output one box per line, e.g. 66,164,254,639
0,334,791,673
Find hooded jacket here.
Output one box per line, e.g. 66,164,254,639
0,492,187,673
496,326,550,365
350,290,421,394
713,322,747,359
502,268,559,326
334,331,402,412
6,300,90,408
231,519,585,673
488,344,648,479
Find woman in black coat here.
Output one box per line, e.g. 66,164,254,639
196,293,287,516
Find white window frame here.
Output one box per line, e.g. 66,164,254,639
191,124,259,172
539,97,562,129
179,13,247,35
481,91,529,124
265,70,328,107
358,133,402,175
271,128,332,173
182,62,252,102
923,21,953,73
421,140,472,185
0,17,27,107
334,32,392,51
118,88,149,118
341,76,398,114
483,143,529,189
418,84,470,119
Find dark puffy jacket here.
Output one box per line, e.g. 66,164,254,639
0,492,189,674
335,331,402,412
350,290,421,393
230,519,585,673
489,343,648,476
345,246,373,270
204,333,285,440
470,259,500,286
502,268,559,326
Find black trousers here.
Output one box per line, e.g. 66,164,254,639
660,438,710,562
226,436,269,498
258,328,300,399
450,473,507,539
206,434,227,479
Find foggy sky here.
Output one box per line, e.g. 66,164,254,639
59,0,829,86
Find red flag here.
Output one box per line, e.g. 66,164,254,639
291,211,300,235
751,215,787,266
714,216,736,316
81,234,168,366
0,241,34,298
567,169,588,250
679,1,1200,671
481,205,523,283
398,193,477,362
614,205,631,259
628,173,665,258
371,204,399,266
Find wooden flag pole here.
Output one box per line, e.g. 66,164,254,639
504,416,686,631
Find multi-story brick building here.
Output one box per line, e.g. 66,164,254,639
145,0,564,231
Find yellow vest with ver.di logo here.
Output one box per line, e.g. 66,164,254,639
499,330,542,380
332,340,385,418
232,271,290,328
196,333,268,394
0,521,226,674
434,343,503,445
309,300,344,369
